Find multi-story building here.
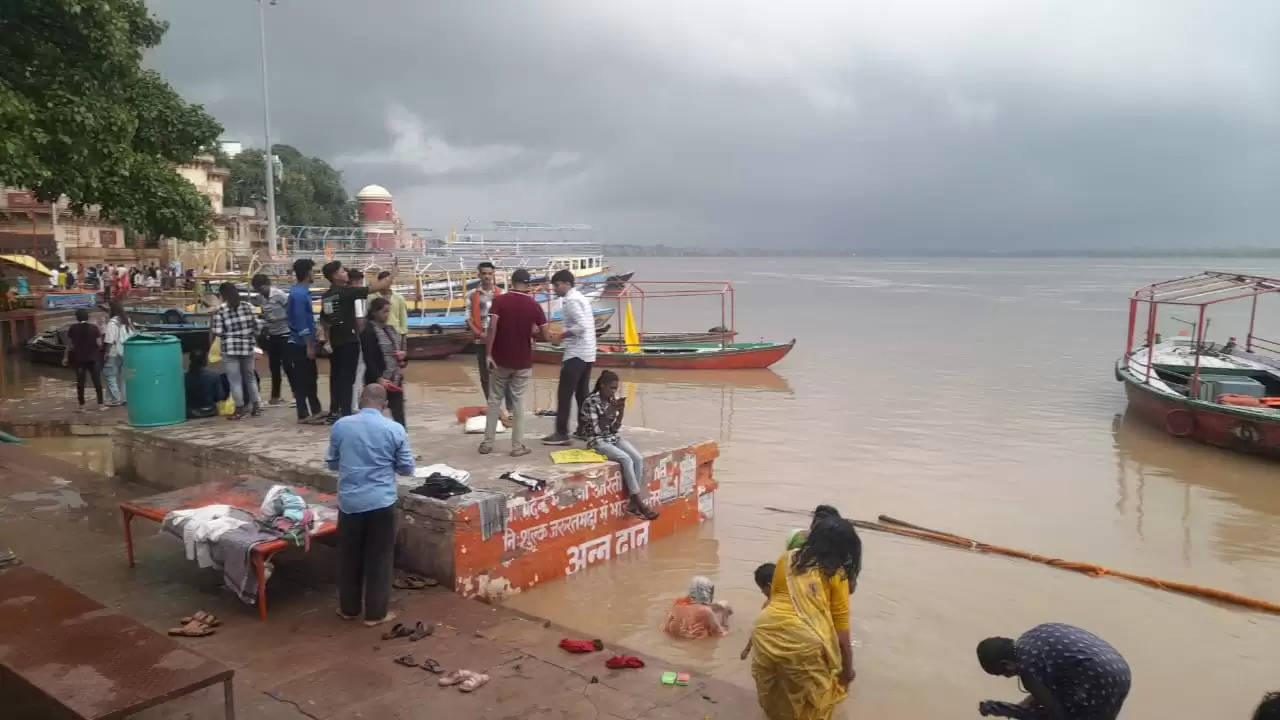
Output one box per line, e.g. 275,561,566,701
0,153,267,272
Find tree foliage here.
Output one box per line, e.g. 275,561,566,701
0,0,222,242
225,144,356,227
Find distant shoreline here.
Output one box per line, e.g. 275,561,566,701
604,245,1280,259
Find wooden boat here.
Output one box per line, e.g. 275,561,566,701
541,279,794,369
407,306,614,333
405,331,473,360
533,339,795,370
134,323,212,355
23,326,69,366
1116,271,1280,459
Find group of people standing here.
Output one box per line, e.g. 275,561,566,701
59,301,135,412
205,258,408,425
466,262,658,520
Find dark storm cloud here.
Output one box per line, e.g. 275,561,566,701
146,1,1280,249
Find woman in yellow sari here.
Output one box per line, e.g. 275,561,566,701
751,509,862,720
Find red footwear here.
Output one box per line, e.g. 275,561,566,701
559,638,604,653
605,655,645,669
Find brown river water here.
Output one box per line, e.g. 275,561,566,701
5,257,1279,717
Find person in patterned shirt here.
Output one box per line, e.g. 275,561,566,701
977,622,1131,719
578,370,658,520
211,281,263,420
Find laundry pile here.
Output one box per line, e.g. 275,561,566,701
161,484,333,604
409,464,473,500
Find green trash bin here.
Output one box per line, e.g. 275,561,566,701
123,333,186,427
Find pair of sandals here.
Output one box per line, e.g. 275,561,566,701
382,620,434,641
227,406,264,421
439,669,490,692
168,610,220,637
392,574,438,590
394,653,444,674
478,442,531,457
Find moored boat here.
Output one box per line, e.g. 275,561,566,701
533,339,795,370
404,331,473,360
1116,271,1280,458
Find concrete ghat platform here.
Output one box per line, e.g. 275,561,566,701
107,403,718,601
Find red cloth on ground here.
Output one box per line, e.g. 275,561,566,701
559,638,603,653
605,656,645,669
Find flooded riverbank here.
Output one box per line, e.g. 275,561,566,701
5,257,1279,718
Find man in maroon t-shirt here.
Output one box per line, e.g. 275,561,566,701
481,268,548,456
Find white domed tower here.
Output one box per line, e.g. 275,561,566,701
356,184,396,250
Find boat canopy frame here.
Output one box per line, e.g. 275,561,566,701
591,281,736,346
1127,271,1280,396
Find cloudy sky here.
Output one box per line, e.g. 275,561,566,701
146,1,1280,250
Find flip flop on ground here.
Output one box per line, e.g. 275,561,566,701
393,575,432,589
409,621,434,641
438,670,467,687
180,610,221,627
167,620,215,637
378,617,411,637
458,671,490,692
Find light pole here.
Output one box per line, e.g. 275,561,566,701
257,0,278,255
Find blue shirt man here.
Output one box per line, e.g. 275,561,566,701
287,281,316,346
325,403,415,513
287,258,325,423
326,384,414,626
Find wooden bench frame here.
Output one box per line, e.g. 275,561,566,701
119,476,338,621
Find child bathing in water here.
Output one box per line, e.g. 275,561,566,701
741,562,777,659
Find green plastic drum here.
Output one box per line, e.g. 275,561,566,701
123,333,187,427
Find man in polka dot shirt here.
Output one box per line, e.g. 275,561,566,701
976,622,1131,719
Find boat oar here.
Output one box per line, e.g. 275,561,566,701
761,508,1280,615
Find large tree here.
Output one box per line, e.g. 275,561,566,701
225,144,356,228
0,0,222,242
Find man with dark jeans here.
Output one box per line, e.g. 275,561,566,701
62,308,105,413
286,259,325,424
320,260,392,421
326,384,414,626
542,269,596,445
252,273,293,405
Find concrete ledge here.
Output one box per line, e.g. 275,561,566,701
6,400,720,602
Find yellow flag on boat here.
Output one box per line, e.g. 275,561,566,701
623,300,641,353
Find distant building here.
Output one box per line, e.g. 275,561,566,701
168,154,267,272
219,140,243,159
0,187,134,268
356,184,398,250
2,152,267,272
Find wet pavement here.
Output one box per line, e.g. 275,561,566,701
0,442,757,718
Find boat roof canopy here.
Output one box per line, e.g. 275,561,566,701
1132,271,1280,306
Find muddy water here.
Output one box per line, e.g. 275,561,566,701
498,257,1280,719
5,257,1280,717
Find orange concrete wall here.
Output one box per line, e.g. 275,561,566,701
453,441,718,599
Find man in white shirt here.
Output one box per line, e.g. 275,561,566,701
542,269,597,445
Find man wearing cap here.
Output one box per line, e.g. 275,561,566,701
481,268,549,456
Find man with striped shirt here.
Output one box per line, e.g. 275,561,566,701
542,269,597,445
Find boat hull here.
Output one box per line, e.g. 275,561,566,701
404,332,472,360
533,340,795,370
1119,366,1280,459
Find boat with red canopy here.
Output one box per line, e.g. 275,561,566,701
1116,271,1280,457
